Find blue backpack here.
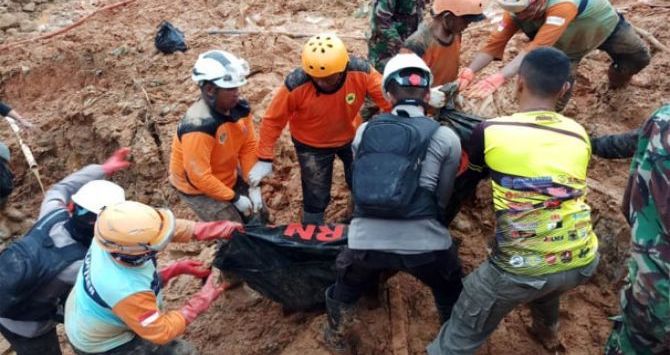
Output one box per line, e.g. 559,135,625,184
352,113,439,219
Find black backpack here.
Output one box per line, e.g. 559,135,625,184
352,113,439,219
0,159,14,202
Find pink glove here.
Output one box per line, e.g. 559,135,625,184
465,73,506,98
102,148,131,176
194,221,244,241
159,260,211,284
180,273,226,324
456,68,476,92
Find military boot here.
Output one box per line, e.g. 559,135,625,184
324,286,355,354
528,320,563,351
608,65,633,89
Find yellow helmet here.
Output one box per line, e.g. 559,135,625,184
94,201,176,255
301,33,349,78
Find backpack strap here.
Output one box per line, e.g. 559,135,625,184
577,0,588,16
81,252,112,309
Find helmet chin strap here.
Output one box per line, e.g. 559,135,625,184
202,85,219,110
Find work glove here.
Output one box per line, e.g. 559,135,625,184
428,86,447,108
180,272,226,324
465,73,506,99
101,147,131,176
249,186,263,213
456,67,476,92
193,221,243,241
233,195,253,217
248,161,273,187
159,260,211,284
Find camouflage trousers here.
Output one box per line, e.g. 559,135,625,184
605,251,670,355
557,14,650,111
177,177,249,223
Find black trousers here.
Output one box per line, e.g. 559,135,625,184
331,247,464,320
293,139,353,214
0,322,61,355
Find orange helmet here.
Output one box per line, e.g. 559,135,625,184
301,33,349,78
433,0,485,17
94,201,176,256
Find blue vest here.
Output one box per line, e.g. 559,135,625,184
0,209,86,321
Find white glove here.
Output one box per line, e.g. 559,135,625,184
233,195,253,217
428,86,446,108
248,161,273,187
249,187,263,213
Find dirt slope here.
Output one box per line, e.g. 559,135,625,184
0,0,668,354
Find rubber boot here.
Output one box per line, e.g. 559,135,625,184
324,286,355,354
608,65,632,89
303,210,325,225
528,321,563,352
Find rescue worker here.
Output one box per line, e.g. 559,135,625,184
605,104,670,355
1,101,34,129
428,47,600,354
64,200,242,354
0,142,13,206
323,53,464,353
169,50,261,224
249,33,392,225
402,0,485,95
0,148,130,355
368,0,427,73
460,0,650,110
363,0,427,120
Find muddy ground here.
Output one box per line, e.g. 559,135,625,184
0,0,668,354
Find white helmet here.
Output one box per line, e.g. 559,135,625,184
191,50,250,88
497,0,532,13
382,53,433,92
71,180,126,215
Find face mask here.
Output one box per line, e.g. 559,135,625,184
111,251,157,267
68,205,97,246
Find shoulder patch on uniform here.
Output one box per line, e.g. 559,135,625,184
284,68,310,91
545,16,566,26
346,56,371,73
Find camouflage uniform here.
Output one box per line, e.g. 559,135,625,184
368,0,427,72
605,105,670,355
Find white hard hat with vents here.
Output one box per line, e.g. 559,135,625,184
71,180,126,214
382,53,433,91
191,50,250,88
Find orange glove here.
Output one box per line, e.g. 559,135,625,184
465,73,506,99
102,148,131,176
180,273,225,324
159,260,211,283
457,68,476,92
194,221,244,241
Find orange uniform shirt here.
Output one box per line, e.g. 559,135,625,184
169,99,258,201
257,57,391,160
108,219,195,345
481,2,578,59
403,21,462,87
